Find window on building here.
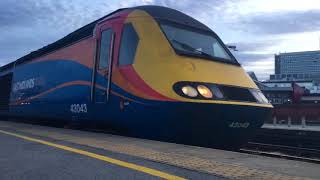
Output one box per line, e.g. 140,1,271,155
99,29,112,69
119,23,139,66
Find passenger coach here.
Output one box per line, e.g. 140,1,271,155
0,6,272,149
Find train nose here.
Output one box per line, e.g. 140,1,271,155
163,102,272,148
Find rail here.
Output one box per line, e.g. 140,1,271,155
240,142,320,164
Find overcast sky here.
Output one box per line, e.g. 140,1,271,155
1,0,320,80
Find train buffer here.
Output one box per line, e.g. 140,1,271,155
0,120,319,180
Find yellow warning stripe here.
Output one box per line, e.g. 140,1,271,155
0,130,186,180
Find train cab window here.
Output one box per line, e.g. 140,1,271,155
99,29,112,69
119,23,139,66
212,40,231,60
160,22,237,64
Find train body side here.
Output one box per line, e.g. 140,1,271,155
8,37,96,120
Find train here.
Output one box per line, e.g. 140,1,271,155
0,6,272,149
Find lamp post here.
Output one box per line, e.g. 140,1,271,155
227,45,238,51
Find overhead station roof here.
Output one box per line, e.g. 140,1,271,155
0,6,211,72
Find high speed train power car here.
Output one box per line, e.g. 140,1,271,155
0,6,272,149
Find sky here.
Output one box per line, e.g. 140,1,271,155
1,0,320,80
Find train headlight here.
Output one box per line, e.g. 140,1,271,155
197,85,213,98
181,86,198,97
250,89,269,104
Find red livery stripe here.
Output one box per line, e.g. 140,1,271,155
119,66,175,101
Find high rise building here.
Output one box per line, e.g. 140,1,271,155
270,50,320,81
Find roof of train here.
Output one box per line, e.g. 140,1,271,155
0,6,211,73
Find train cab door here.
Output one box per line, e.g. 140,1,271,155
93,21,118,103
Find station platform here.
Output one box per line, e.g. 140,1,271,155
0,120,319,180
263,124,320,132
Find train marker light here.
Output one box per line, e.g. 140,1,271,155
258,91,269,103
182,86,198,97
250,89,269,104
197,85,213,98
210,85,224,99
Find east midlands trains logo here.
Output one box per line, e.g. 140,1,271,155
12,78,36,92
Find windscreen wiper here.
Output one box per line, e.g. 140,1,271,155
172,39,215,59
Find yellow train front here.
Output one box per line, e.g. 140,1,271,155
105,6,273,149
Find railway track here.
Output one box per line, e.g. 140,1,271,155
240,142,320,164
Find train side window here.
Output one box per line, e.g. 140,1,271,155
119,23,139,66
99,29,112,69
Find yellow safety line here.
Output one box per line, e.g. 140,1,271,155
0,130,186,180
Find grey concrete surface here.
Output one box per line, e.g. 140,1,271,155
0,131,223,180
1,120,320,179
